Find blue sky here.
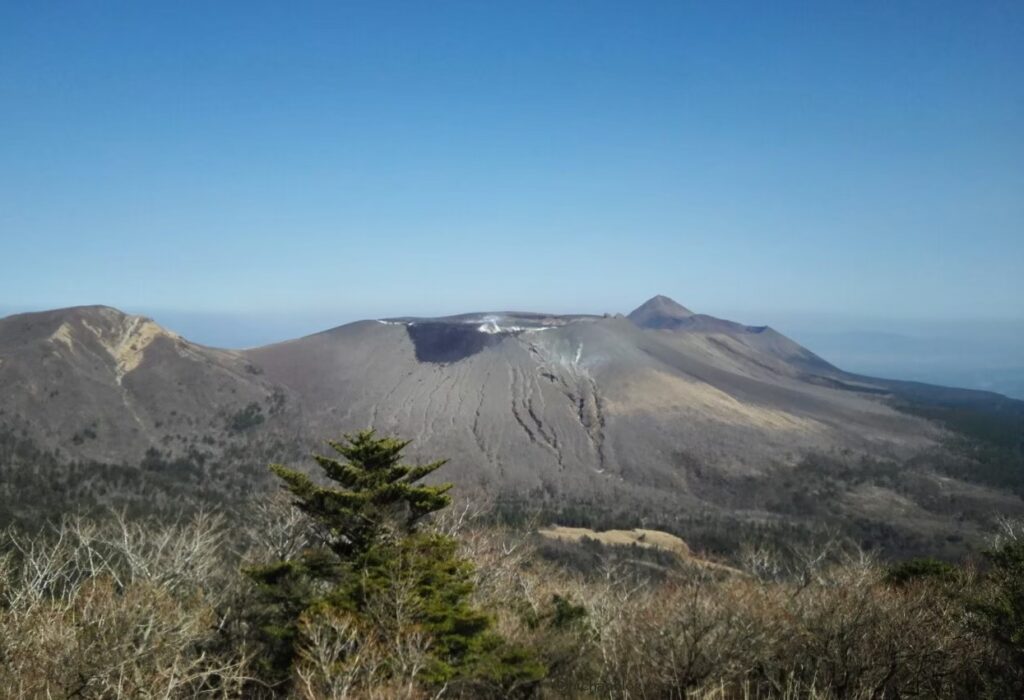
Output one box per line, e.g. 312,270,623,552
2,1,1022,340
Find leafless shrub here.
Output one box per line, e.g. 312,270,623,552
294,610,383,699
0,508,1001,699
429,496,494,539
0,512,253,697
991,516,1024,549
454,530,989,699
289,558,440,700
246,491,315,562
532,544,984,699
738,542,784,583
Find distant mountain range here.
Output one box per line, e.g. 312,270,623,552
2,296,1022,556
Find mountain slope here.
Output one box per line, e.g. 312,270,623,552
0,306,290,464
245,301,936,500
3,297,1022,556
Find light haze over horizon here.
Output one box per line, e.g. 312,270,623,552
1,2,1022,393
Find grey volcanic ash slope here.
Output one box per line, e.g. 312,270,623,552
0,306,291,464
3,296,1022,550
245,299,937,501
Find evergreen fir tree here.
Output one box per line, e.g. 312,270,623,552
246,429,545,693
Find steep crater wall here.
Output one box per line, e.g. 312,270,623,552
405,323,505,363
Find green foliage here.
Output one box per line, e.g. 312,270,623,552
894,396,1024,495
227,402,264,432
522,594,587,631
268,430,452,558
884,557,958,586
246,430,545,693
975,536,1024,690
0,425,288,529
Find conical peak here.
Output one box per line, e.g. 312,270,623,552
627,295,694,327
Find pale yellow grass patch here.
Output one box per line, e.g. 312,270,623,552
78,313,180,381
537,525,743,574
608,368,817,432
48,322,76,351
109,317,175,376
538,525,693,556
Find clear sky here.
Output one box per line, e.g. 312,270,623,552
2,1,1022,334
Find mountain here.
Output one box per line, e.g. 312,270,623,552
626,294,694,327
2,297,1022,556
0,306,292,464
246,303,932,498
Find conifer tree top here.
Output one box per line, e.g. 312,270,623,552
270,429,452,557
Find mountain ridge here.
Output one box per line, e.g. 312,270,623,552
2,296,1022,556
